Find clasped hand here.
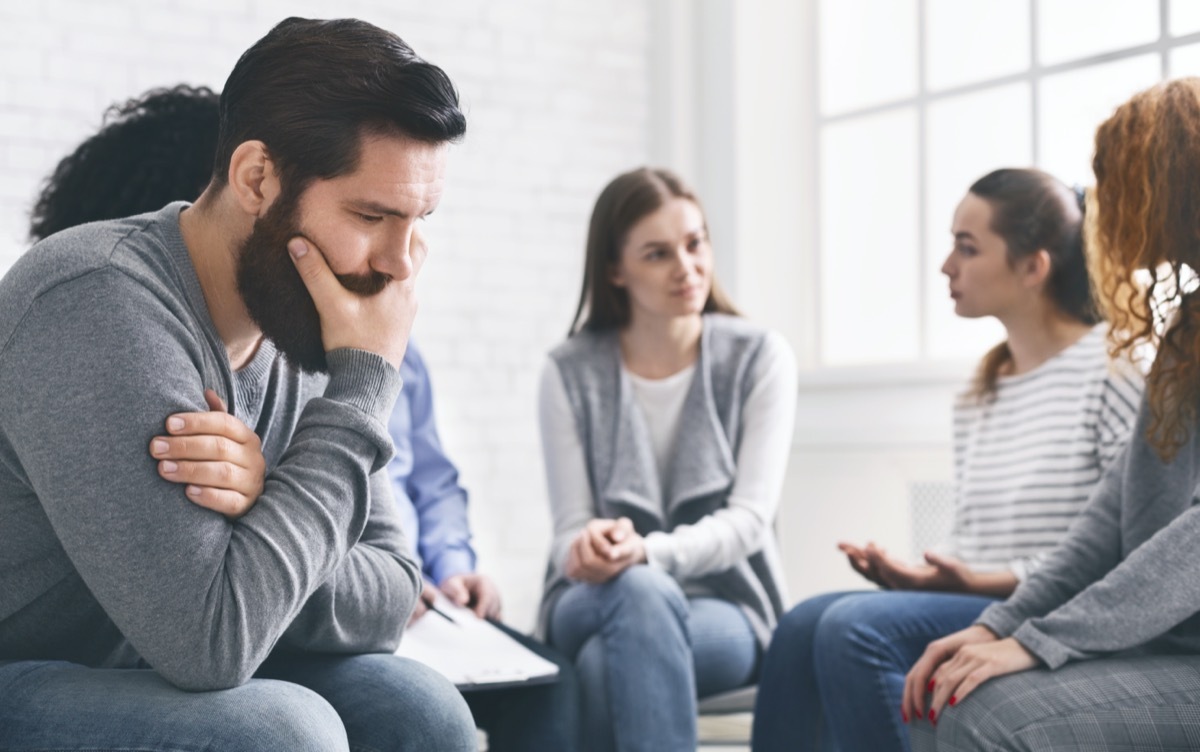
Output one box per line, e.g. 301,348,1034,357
565,517,646,583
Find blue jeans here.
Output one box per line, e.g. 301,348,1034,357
462,621,581,752
0,652,477,751
549,565,760,752
751,590,997,752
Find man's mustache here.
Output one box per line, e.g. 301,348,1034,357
286,235,390,297
335,269,389,296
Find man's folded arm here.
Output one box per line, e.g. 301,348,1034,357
0,270,407,690
280,470,421,653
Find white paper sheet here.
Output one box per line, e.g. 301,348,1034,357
395,592,559,689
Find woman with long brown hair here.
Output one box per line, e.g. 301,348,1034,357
905,78,1200,751
535,167,797,751
751,168,1143,752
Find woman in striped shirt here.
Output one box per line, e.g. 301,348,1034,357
751,168,1143,752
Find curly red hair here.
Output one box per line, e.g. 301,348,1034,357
1091,77,1200,460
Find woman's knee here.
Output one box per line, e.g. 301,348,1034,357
809,593,912,682
813,593,904,651
911,699,1001,752
914,676,1034,752
812,594,872,646
772,592,852,651
604,564,687,617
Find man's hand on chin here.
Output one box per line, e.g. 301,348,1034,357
287,234,424,369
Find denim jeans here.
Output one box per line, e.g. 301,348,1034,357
462,620,581,752
0,652,477,751
751,590,998,752
549,564,760,752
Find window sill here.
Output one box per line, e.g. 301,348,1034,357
796,360,975,392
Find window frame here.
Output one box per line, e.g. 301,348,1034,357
811,0,1200,368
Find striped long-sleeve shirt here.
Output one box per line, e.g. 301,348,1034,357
947,326,1144,580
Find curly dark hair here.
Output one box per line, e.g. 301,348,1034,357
29,84,220,241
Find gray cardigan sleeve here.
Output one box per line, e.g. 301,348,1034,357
0,269,414,690
978,390,1200,669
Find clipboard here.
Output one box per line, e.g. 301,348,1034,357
395,591,560,690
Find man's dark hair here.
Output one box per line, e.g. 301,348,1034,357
29,84,220,241
213,17,467,194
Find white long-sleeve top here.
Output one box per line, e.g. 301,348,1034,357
538,330,797,582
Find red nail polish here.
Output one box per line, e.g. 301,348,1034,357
901,709,909,723
927,679,935,693
915,709,922,719
949,696,957,707
929,709,937,723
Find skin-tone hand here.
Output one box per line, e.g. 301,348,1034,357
904,629,1037,726
441,573,503,620
902,624,1003,723
287,229,426,369
838,541,888,588
149,388,266,519
840,542,1018,597
565,517,647,584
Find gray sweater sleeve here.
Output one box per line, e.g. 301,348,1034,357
978,392,1200,669
0,269,414,690
279,469,420,652
975,455,1125,639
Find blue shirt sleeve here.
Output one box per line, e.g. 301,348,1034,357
387,343,476,584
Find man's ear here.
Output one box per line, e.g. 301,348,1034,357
226,140,282,217
1021,249,1052,290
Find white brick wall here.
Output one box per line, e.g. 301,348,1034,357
0,0,653,631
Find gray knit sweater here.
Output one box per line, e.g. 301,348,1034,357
0,204,419,690
978,383,1200,669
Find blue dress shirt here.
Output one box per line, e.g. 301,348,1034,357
387,343,476,585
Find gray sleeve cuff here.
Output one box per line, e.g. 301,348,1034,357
1012,622,1071,669
323,348,403,422
976,601,1024,638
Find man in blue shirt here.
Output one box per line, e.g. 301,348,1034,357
389,344,579,751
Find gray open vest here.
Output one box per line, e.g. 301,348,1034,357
537,313,788,647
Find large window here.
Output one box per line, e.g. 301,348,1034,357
816,0,1200,367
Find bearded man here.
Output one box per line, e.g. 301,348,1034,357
0,17,478,752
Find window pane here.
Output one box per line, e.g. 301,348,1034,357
925,84,1031,360
1038,54,1160,185
926,0,1030,91
819,109,920,365
819,0,918,116
1037,0,1159,66
1169,42,1200,77
1171,0,1200,36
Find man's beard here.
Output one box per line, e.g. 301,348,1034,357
235,190,389,374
